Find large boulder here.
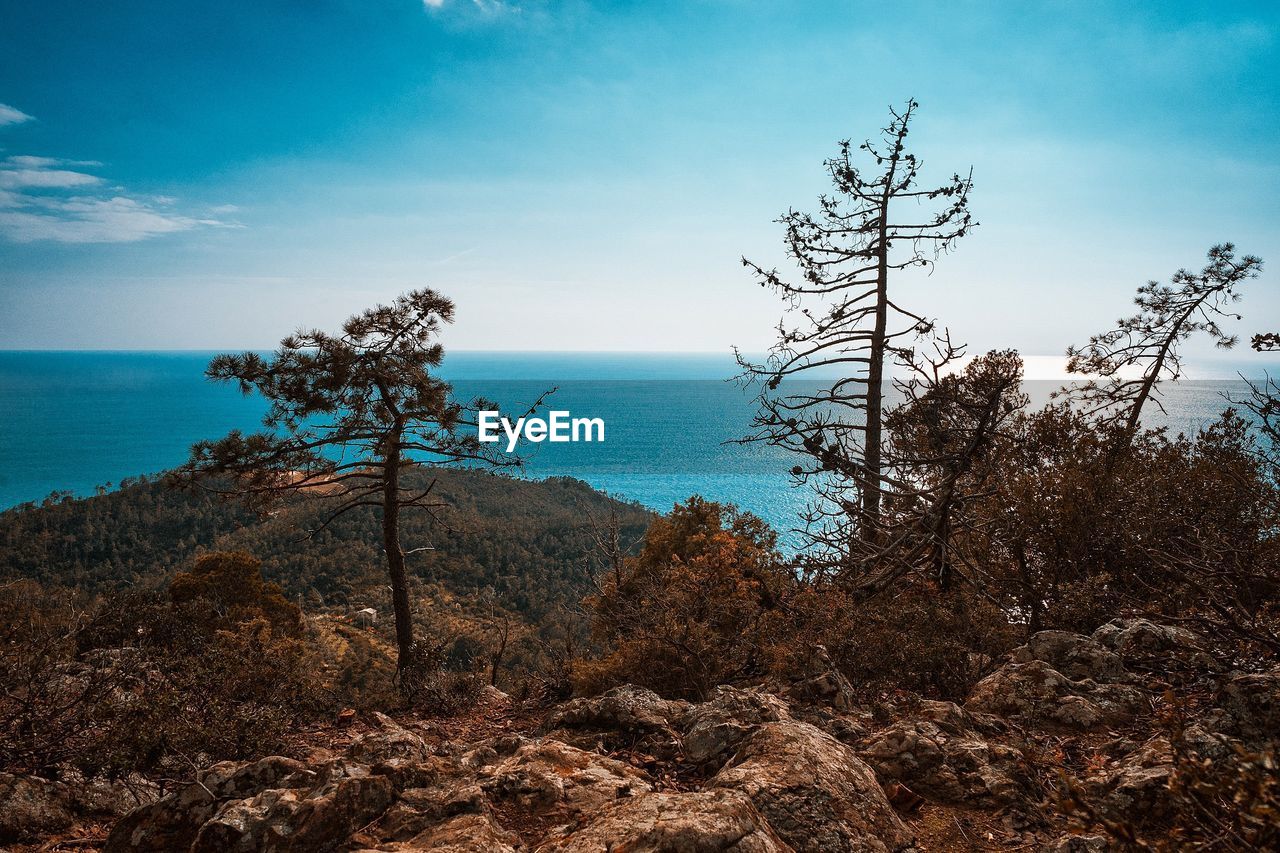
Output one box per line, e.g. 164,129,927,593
347,712,434,766
711,721,913,853
189,766,394,852
0,770,161,844
547,684,689,736
104,756,316,852
1086,736,1175,825
1220,667,1280,744
965,660,1145,731
387,812,521,852
860,700,1032,807
1090,618,1216,673
545,684,689,759
478,738,652,819
682,686,793,766
537,789,794,853
0,772,75,843
1011,631,1127,683
784,669,859,713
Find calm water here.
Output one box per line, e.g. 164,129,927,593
0,351,1262,534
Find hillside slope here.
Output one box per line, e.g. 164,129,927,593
0,468,652,620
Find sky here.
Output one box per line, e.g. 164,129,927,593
0,0,1277,376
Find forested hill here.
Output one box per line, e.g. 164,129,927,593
0,469,652,620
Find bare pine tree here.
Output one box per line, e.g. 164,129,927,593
737,99,974,575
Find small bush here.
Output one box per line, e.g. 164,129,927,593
761,581,1017,701
574,497,790,700
399,638,484,717
1,554,332,781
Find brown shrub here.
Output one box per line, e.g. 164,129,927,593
574,497,790,700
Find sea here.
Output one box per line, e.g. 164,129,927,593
0,351,1266,536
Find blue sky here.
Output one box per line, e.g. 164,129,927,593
0,0,1277,375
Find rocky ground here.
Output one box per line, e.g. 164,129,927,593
2,618,1277,852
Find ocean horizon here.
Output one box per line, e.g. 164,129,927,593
1,351,1271,535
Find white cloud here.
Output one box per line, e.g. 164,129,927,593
0,117,233,244
0,196,204,244
0,103,33,126
421,0,519,15
0,167,102,190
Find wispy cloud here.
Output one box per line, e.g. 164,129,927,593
422,0,520,15
0,111,234,244
0,103,33,126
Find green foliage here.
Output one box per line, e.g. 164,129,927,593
0,468,651,630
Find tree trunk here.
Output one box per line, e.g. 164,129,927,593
862,194,892,541
381,427,416,676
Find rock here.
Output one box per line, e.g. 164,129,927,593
191,769,394,852
347,712,433,765
1046,834,1109,852
375,780,489,841
1220,667,1280,743
1090,618,1214,672
105,757,316,852
711,721,913,853
1178,723,1240,761
785,669,858,712
546,684,689,759
965,660,1144,731
0,770,159,843
860,701,1031,807
1092,737,1173,821
0,772,75,843
683,686,793,766
1011,631,1127,683
536,789,794,852
549,684,689,735
395,812,521,852
479,738,652,818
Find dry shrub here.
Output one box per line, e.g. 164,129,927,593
84,615,328,780
1,553,331,780
573,497,1014,703
762,580,1017,701
399,638,484,717
573,497,790,700
1062,702,1280,851
169,550,302,637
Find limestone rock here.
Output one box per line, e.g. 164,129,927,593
1011,631,1127,683
548,684,689,735
965,660,1144,731
1220,667,1280,743
860,700,1032,807
537,789,794,853
396,812,521,852
190,769,394,852
784,669,858,712
546,684,689,759
347,712,433,765
682,685,793,766
711,721,913,853
478,738,652,819
0,772,76,843
1090,618,1216,673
